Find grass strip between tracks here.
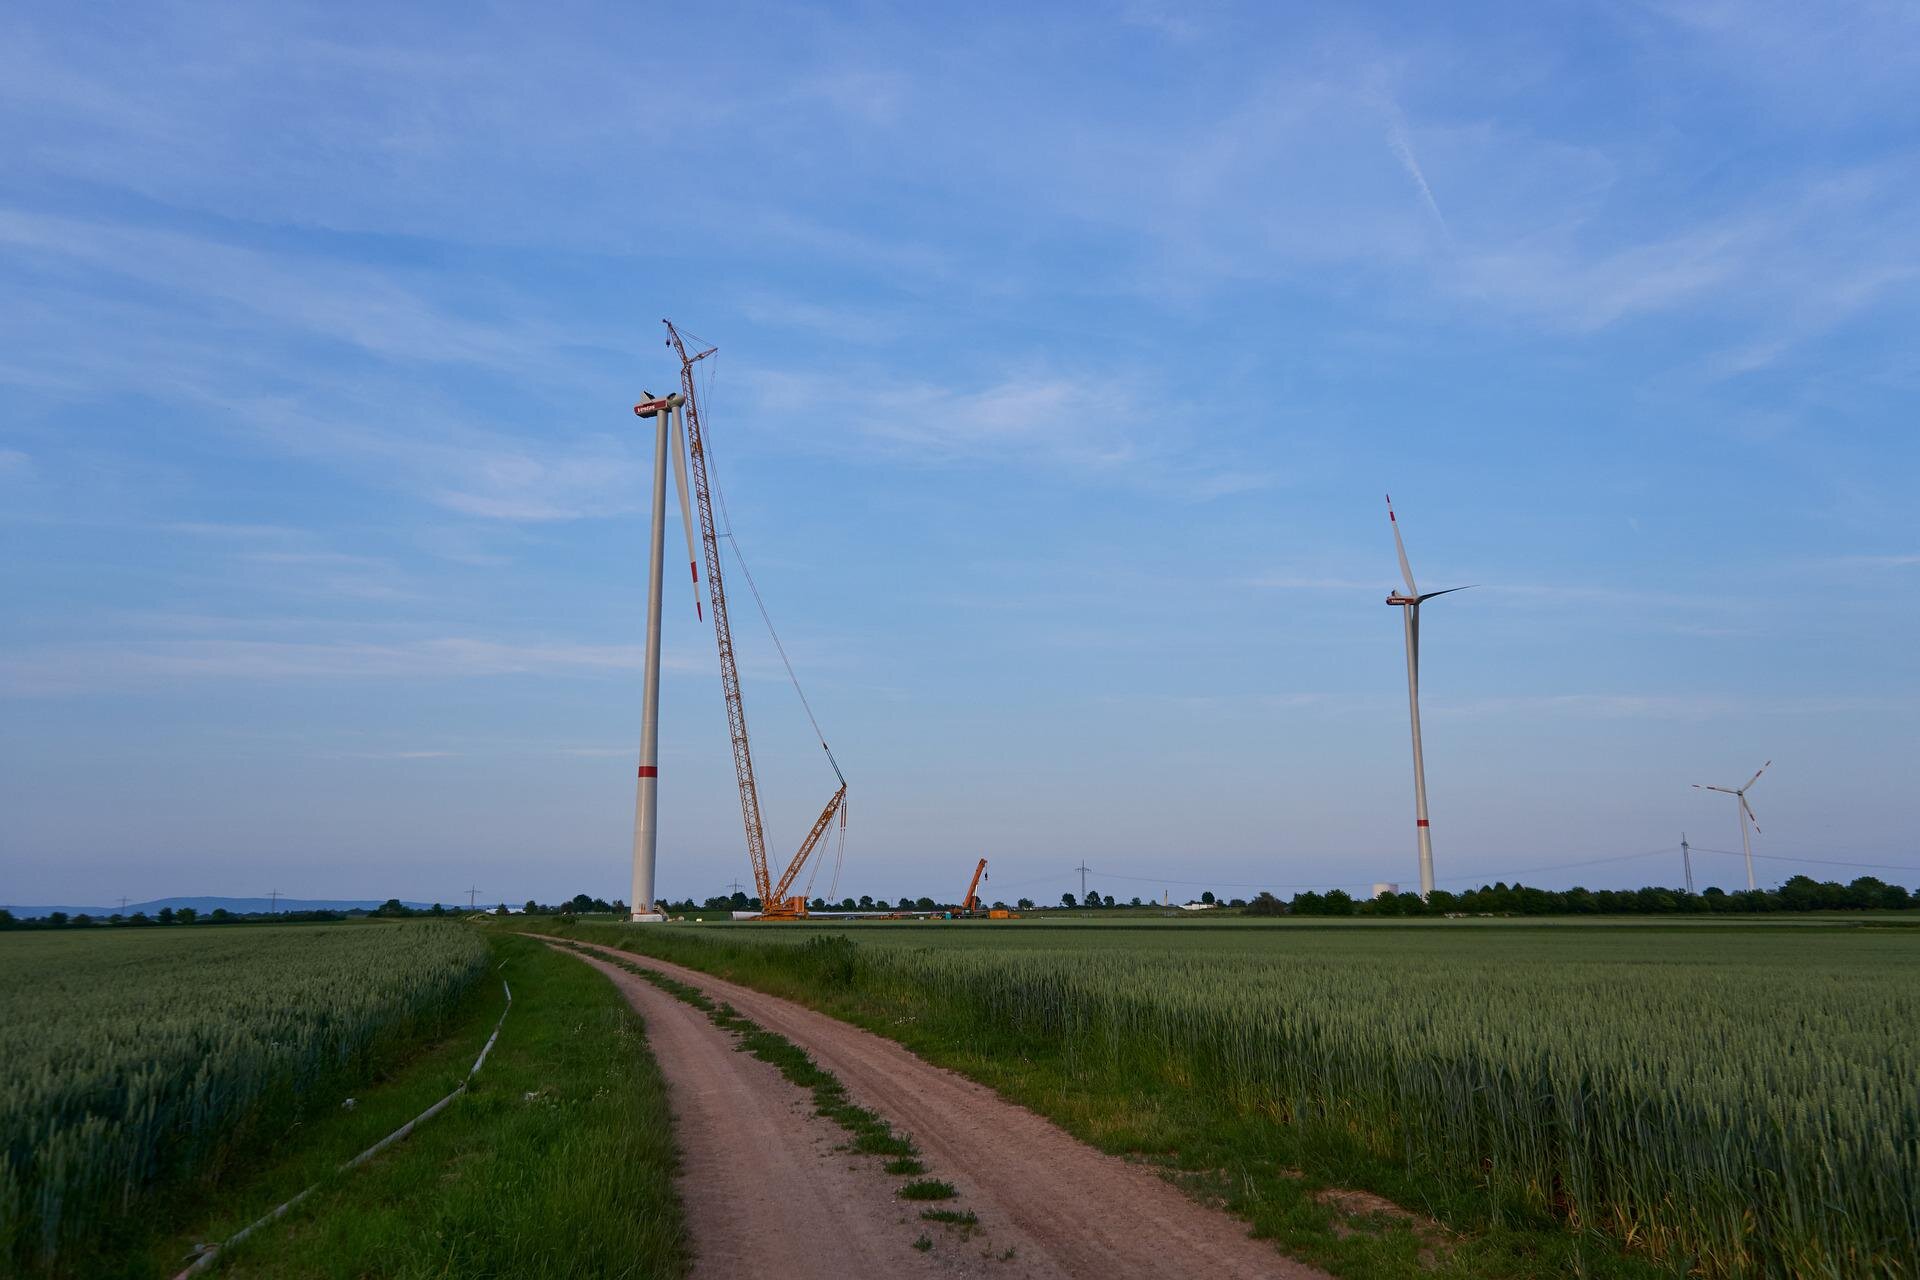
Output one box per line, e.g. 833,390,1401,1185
150,933,685,1280
552,941,987,1245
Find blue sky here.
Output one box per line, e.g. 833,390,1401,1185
3,1,1917,907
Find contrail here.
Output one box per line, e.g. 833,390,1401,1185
1380,98,1449,236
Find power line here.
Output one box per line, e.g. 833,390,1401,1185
1438,847,1679,884
1084,867,1353,891
1691,847,1920,873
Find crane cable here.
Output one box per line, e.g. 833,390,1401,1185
695,348,849,912
800,812,850,904
699,353,847,789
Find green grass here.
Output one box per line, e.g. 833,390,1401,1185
160,932,686,1280
897,1180,957,1201
524,917,1920,1280
920,1208,978,1226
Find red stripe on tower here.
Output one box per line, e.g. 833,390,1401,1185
1416,819,1429,827
637,766,658,778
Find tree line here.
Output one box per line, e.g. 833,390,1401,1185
0,906,357,930
11,873,1909,931
1281,874,1916,916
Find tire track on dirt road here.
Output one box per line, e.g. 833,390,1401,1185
560,946,963,1278
550,938,1329,1280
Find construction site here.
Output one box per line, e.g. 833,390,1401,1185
622,320,1028,927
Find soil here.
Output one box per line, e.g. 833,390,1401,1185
548,938,1330,1280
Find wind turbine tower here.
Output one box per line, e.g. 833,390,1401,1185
1384,496,1470,899
1693,761,1770,892
628,387,692,923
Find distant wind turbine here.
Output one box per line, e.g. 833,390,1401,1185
1694,761,1770,891
1385,496,1471,899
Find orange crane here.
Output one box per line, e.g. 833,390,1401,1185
960,858,988,915
663,320,846,920
949,859,1015,918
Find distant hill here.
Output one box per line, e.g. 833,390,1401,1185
5,897,439,919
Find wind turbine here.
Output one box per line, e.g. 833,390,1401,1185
1385,495,1470,899
628,388,700,922
1694,761,1769,892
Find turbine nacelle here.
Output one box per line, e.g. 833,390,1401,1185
1692,761,1771,891
633,391,686,419
1386,586,1472,607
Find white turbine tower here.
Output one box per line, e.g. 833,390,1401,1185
1694,761,1769,892
628,387,699,923
1385,496,1470,899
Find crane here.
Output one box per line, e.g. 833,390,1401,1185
662,320,846,920
960,858,988,916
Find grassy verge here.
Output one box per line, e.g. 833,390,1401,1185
148,933,684,1280
526,921,1675,1280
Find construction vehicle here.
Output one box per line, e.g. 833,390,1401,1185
661,321,847,921
961,858,987,915
944,859,1018,919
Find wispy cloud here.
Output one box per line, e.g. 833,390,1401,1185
1119,1,1206,43
0,210,571,371
736,293,899,344
746,367,1271,497
160,521,304,540
1247,575,1388,592
1373,88,1450,236
0,636,697,697
1430,693,1903,721
1813,553,1920,570
751,368,1138,467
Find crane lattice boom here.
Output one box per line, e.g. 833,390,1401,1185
664,320,844,918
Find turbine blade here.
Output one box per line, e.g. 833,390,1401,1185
1743,759,1771,792
1742,795,1761,833
1386,494,1418,596
669,405,702,621
1416,585,1475,603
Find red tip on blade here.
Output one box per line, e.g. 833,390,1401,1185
1416,819,1430,827
637,766,658,779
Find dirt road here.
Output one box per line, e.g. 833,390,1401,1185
550,938,1328,1280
